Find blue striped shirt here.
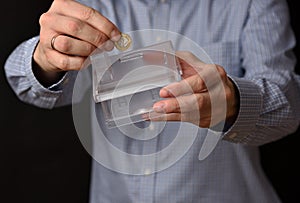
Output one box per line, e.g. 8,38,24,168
5,0,300,202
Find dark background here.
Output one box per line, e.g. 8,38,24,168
0,1,299,202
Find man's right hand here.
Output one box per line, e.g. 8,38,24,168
33,0,121,84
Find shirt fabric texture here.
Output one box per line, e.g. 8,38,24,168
4,0,300,202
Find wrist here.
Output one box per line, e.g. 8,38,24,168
32,58,65,88
225,78,240,129
32,44,65,87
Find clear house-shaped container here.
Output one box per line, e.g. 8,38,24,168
91,41,182,128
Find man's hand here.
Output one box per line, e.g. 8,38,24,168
33,0,121,84
149,51,239,129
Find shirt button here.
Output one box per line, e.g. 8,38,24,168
63,78,69,85
144,169,152,175
31,91,39,98
229,132,238,139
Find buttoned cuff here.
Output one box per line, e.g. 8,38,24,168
222,76,263,143
24,37,68,108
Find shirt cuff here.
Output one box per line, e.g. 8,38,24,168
24,37,68,108
222,76,263,143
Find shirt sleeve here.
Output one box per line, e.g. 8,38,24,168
4,36,82,109
223,0,300,145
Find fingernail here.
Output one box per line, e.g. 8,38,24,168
153,103,165,113
110,30,121,42
160,88,171,97
142,113,149,120
104,40,114,51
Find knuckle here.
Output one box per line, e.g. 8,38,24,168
181,51,193,57
57,56,70,70
225,87,234,100
174,99,181,112
39,12,51,26
195,76,205,91
56,37,71,53
179,51,194,61
216,65,227,78
101,18,115,32
198,76,205,86
93,33,106,46
203,63,212,70
87,44,96,54
185,51,194,57
81,7,95,21
67,20,82,34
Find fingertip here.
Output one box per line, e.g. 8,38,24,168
160,88,170,97
153,102,165,113
110,29,121,42
141,113,150,120
104,40,115,51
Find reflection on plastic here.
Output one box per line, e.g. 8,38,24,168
91,41,182,128
72,29,227,175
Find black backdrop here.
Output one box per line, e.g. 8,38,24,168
0,1,299,202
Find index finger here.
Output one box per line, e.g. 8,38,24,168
176,51,206,67
51,0,121,41
160,74,207,98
